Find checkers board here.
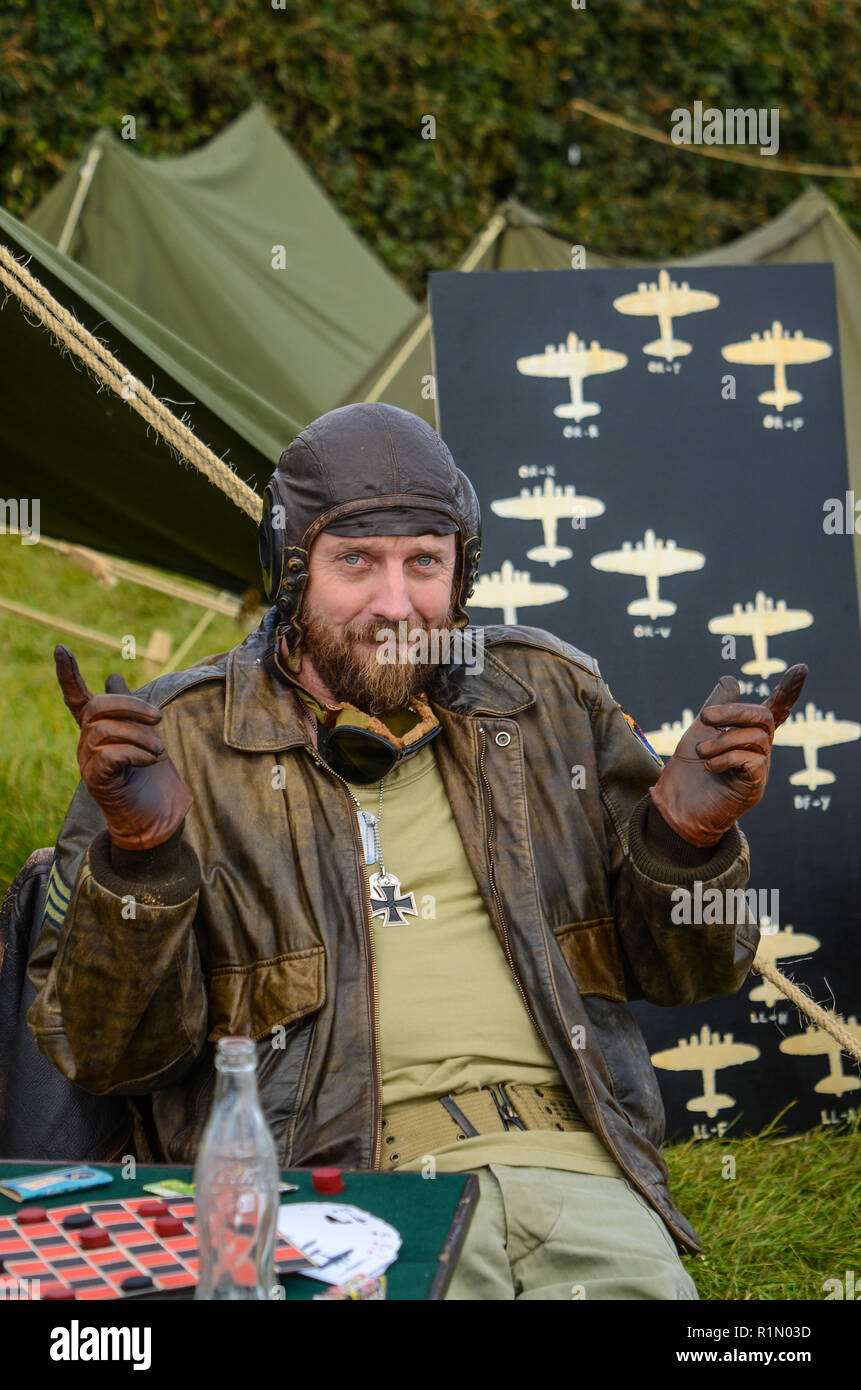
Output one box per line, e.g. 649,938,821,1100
0,1195,311,1300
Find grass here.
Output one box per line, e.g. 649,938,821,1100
666,1108,861,1300
1,535,858,1300
0,534,257,891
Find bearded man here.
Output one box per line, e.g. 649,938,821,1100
28,403,806,1300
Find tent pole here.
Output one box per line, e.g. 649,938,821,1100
363,314,432,403
457,209,509,273
57,141,103,256
157,607,219,675
364,209,508,403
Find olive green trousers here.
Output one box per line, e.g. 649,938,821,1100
444,1165,700,1301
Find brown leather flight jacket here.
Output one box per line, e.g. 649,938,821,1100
28,609,758,1255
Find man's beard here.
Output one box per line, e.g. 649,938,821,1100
300,607,457,716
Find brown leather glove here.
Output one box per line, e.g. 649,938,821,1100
55,644,193,852
648,665,808,847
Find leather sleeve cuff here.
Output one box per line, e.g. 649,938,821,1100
88,824,201,906
628,795,743,886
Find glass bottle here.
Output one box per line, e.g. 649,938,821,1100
193,1036,280,1300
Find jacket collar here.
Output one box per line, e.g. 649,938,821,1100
426,644,536,717
223,608,536,751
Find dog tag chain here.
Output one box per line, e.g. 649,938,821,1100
354,783,418,926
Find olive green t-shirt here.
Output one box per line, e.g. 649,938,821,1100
346,744,625,1178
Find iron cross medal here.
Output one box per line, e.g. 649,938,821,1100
368,871,418,927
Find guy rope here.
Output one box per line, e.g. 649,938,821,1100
0,242,263,525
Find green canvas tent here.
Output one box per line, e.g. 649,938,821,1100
26,103,415,430
347,187,861,613
0,205,287,591
1,105,417,591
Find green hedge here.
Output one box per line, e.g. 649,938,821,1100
1,0,859,296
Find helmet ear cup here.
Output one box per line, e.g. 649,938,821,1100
258,484,277,603
463,536,481,603
259,475,310,646
450,534,481,629
259,478,291,603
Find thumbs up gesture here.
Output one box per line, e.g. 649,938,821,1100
648,665,808,847
54,645,193,852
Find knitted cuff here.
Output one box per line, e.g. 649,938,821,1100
628,795,743,886
89,824,201,906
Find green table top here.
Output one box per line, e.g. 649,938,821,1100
0,1161,478,1301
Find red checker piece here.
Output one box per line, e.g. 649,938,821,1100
312,1167,344,1194
80,1228,112,1250
138,1200,168,1217
154,1214,185,1237
42,1283,76,1300
17,1207,49,1225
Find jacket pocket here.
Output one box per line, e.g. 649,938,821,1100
207,946,326,1042
552,918,627,1001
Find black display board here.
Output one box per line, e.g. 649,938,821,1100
430,263,861,1140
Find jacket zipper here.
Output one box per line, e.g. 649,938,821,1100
303,744,383,1172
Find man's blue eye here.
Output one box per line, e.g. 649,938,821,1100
416,556,434,566
343,554,362,565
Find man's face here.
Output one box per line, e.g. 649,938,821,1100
297,531,459,715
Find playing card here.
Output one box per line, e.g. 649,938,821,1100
276,1202,401,1285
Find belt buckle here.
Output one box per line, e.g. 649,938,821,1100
482,1083,527,1131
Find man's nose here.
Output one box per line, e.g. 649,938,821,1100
371,561,414,622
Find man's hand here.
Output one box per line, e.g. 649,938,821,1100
55,644,193,852
648,665,808,847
